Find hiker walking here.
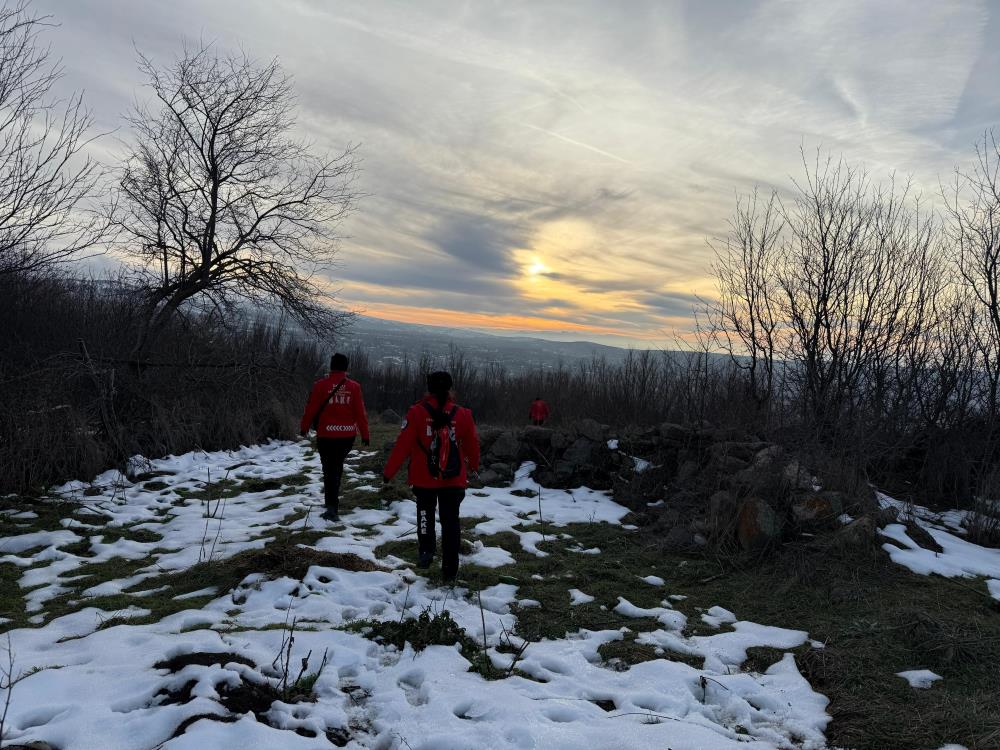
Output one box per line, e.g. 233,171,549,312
300,353,370,522
529,396,550,426
382,371,480,582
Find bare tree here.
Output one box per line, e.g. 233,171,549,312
706,188,784,405
945,130,1000,419
778,152,943,429
113,41,359,355
0,1,103,276
703,150,946,437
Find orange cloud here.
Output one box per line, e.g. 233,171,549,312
355,301,665,340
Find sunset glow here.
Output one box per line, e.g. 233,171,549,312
47,0,997,347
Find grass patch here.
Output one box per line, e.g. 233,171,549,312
597,633,661,668
665,544,1000,750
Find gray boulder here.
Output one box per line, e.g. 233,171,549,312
476,469,501,486
782,460,815,490
489,431,520,461
752,444,784,469
562,437,595,466
380,408,401,425
658,422,690,443
573,418,608,442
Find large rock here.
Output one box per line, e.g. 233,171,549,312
658,422,690,443
708,489,737,537
550,431,569,451
562,437,595,466
712,454,750,475
573,418,608,442
782,460,814,490
791,491,845,529
752,444,784,469
489,431,520,461
827,515,876,551
709,441,770,462
475,469,501,486
737,497,783,551
380,408,401,425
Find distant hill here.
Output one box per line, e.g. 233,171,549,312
337,316,646,373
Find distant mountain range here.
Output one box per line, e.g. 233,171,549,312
336,316,645,373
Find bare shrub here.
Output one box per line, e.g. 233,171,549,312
0,1,105,277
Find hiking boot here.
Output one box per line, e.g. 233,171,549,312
417,551,434,569
321,509,340,522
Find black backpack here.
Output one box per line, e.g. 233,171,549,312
419,402,462,479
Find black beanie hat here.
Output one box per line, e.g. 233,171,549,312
427,371,453,396
330,353,349,371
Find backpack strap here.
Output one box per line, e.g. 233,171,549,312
309,379,348,431
421,401,457,429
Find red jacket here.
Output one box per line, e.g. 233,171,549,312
383,395,480,488
529,399,550,422
300,372,370,441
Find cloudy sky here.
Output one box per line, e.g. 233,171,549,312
38,0,1000,345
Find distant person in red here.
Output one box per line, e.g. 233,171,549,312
300,353,370,522
529,396,550,426
382,371,480,582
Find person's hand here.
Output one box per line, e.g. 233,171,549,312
362,438,370,447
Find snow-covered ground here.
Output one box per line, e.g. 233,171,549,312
3,440,835,749
877,493,1000,602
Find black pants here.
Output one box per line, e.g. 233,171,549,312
532,419,545,426
412,487,465,579
317,436,355,511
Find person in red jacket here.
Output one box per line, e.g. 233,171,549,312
382,371,480,582
300,353,370,521
529,396,550,426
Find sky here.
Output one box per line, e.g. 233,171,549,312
36,0,1000,346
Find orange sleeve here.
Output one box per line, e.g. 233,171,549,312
384,406,416,479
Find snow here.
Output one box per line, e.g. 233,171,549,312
461,540,516,568
701,606,738,628
988,579,1000,600
897,669,942,689
877,497,1000,600
0,441,832,750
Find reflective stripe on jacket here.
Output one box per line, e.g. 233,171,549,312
300,373,370,441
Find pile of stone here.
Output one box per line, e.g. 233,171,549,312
471,419,880,556
474,418,619,489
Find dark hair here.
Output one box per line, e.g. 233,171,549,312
330,352,349,371
427,371,453,402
